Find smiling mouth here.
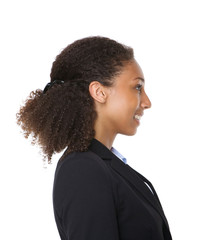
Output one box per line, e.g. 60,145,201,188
134,114,141,121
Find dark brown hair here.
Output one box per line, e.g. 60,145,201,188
16,36,134,163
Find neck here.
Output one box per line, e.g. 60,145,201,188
94,133,117,150
93,112,118,149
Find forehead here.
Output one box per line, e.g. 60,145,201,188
125,60,143,77
114,60,144,85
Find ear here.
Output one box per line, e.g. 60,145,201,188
89,81,107,103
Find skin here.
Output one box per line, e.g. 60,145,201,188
89,60,152,150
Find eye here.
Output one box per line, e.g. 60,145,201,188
135,84,143,93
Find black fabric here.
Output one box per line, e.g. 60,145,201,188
53,138,172,240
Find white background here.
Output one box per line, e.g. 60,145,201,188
1,0,206,239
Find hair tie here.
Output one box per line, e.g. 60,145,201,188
43,80,65,94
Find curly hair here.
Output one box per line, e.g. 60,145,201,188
16,36,134,163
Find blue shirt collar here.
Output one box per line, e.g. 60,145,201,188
110,147,127,164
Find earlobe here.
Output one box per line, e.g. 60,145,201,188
89,81,107,103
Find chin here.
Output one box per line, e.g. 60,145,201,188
121,128,137,136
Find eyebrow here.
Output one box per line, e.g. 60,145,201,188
133,77,145,83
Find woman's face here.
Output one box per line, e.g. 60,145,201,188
104,60,152,136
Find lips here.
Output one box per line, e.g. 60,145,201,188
134,114,141,120
134,112,143,121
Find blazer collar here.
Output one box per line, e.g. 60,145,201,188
88,138,169,229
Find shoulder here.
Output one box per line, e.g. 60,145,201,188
56,150,108,172
53,151,116,208
54,150,112,186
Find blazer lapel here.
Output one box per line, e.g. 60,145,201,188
111,156,169,229
88,138,170,229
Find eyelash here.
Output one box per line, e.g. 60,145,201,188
136,84,143,93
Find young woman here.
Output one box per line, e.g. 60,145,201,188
17,36,172,240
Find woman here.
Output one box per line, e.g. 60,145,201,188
17,36,172,240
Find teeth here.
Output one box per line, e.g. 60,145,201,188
134,115,141,120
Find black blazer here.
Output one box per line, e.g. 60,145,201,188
53,138,172,240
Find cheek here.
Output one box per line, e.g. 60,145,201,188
109,96,138,119
106,89,140,119
106,100,123,120
106,92,124,111
120,94,140,111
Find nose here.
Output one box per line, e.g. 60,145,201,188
140,91,152,110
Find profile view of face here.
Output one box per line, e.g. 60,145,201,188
103,60,152,136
